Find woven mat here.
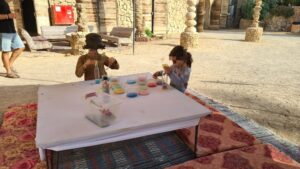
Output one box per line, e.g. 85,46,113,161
51,132,194,169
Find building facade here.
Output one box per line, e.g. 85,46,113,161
9,0,232,36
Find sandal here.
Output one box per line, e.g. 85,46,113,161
11,67,18,74
6,73,20,78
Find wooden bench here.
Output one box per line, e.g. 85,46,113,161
40,25,78,41
101,27,134,46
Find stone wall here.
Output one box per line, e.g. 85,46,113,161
34,0,51,33
292,6,300,22
49,0,75,6
143,0,152,31
167,0,187,33
264,16,293,32
77,0,100,32
99,0,117,34
116,0,133,27
264,6,300,32
153,0,168,35
203,0,230,29
9,0,100,34
220,0,229,28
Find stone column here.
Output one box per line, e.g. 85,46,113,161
68,0,88,55
180,0,200,49
76,1,88,32
135,0,147,41
245,0,263,42
135,0,145,37
197,0,206,32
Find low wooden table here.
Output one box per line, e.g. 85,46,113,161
36,73,211,168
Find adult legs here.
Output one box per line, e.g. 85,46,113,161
1,51,12,74
9,47,24,68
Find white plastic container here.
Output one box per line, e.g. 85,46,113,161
84,92,121,127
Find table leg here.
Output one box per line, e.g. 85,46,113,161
46,150,52,169
39,148,45,161
194,125,199,158
55,151,59,169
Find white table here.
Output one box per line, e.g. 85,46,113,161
36,73,211,163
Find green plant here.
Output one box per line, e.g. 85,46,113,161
241,0,255,20
261,0,279,20
270,5,295,17
277,0,300,6
145,28,153,38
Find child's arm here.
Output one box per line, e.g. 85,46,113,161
75,56,92,78
168,67,191,91
153,71,163,79
104,55,119,69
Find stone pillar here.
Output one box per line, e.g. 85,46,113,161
135,0,147,41
67,0,89,55
197,0,206,32
76,0,88,32
180,0,200,49
245,0,263,42
67,32,87,55
136,0,145,37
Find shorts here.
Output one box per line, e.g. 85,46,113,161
0,33,25,52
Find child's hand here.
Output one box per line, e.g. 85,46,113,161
163,66,171,75
108,57,116,67
162,64,171,75
153,71,160,79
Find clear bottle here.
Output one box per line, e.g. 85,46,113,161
102,76,110,94
94,61,100,84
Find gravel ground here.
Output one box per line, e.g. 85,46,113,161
0,30,299,145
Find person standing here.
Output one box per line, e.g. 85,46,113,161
0,0,25,78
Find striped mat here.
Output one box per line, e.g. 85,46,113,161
51,132,194,169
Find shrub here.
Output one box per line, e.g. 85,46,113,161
270,5,295,18
277,0,300,6
145,28,153,38
261,0,279,20
241,0,255,20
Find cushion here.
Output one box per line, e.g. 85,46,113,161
176,92,261,157
166,143,300,169
31,36,48,41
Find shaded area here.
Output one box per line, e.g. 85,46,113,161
51,132,194,169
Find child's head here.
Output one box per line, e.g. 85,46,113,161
169,46,193,68
83,33,105,50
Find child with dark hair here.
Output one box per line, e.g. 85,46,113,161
75,33,119,81
153,45,193,92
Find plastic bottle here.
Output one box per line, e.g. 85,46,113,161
94,61,100,84
102,76,110,94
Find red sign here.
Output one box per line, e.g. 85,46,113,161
51,5,75,25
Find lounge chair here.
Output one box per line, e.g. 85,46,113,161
101,27,134,46
20,28,53,52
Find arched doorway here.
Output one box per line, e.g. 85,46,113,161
209,0,222,29
21,0,38,35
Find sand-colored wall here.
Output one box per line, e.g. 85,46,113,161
167,0,187,33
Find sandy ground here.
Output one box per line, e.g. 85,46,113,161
0,30,299,145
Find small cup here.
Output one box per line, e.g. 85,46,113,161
95,79,101,84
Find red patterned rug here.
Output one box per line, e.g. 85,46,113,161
0,92,299,169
